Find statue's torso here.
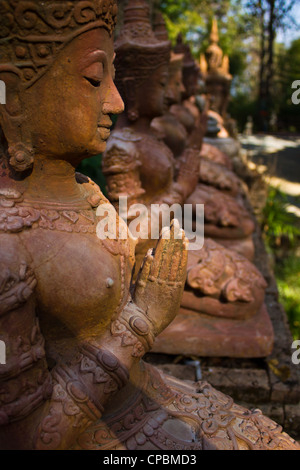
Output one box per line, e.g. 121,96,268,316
151,114,187,158
108,128,176,204
0,183,135,360
136,134,175,202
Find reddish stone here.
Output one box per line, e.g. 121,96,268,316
153,304,274,358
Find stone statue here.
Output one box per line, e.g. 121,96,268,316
155,37,255,261
199,18,232,119
103,3,274,358
200,142,233,169
147,29,275,357
0,0,298,451
151,53,244,198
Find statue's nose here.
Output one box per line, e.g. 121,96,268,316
103,82,124,115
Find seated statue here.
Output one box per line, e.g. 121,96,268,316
151,54,245,198
0,0,298,451
154,55,231,169
160,41,255,261
103,2,273,358
199,18,232,122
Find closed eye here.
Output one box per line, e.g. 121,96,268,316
84,76,101,88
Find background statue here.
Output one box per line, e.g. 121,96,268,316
0,0,298,451
199,18,232,119
103,4,273,358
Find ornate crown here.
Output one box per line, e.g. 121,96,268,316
152,14,183,77
0,0,118,88
153,11,169,42
173,34,197,70
114,0,170,92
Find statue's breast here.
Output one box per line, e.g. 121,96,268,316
170,105,195,134
20,226,134,341
135,134,175,202
151,115,187,158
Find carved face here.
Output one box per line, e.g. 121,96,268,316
136,64,169,119
165,68,185,106
24,28,124,165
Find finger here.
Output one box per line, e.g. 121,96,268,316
175,235,189,284
168,229,188,282
156,220,183,282
155,219,181,274
135,249,153,290
149,226,171,279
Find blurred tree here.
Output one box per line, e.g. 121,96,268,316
245,0,298,131
274,37,300,132
154,0,254,95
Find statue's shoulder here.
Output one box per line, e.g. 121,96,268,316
103,128,143,174
0,187,40,234
75,172,111,208
75,171,101,196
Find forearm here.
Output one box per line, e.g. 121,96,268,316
0,289,150,449
175,147,200,200
35,302,153,450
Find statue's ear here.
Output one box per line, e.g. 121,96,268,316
0,68,34,172
123,77,139,122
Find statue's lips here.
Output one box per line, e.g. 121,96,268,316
97,126,111,140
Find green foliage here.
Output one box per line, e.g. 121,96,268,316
228,94,258,132
76,154,108,196
261,186,300,339
275,257,300,340
261,186,300,250
157,0,300,131
76,114,118,194
163,10,205,48
157,0,251,77
274,37,300,131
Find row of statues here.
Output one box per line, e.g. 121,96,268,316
0,0,298,450
103,6,273,358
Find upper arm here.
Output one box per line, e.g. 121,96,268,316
0,234,51,427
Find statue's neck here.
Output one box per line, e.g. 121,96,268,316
24,156,84,205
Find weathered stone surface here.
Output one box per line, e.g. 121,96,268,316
240,402,285,428
212,235,255,261
156,364,197,382
201,368,270,404
152,303,274,358
200,143,233,169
